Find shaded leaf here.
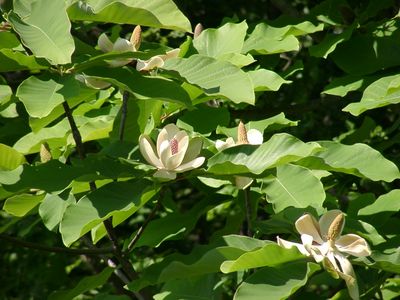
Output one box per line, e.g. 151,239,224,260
0,49,49,72
3,193,45,217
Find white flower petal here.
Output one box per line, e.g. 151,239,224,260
277,236,310,256
174,156,205,172
159,139,172,169
98,33,113,52
136,56,164,71
139,135,163,168
295,214,324,244
215,137,235,151
336,234,371,257
182,137,202,163
247,129,263,145
335,253,359,300
162,48,180,60
165,135,189,169
113,37,134,52
319,209,344,239
153,169,176,180
157,124,179,158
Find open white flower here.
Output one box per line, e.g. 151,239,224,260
136,48,180,72
139,124,205,180
97,25,141,67
215,121,263,189
277,210,371,300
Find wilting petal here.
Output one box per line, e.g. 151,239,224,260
215,137,235,151
139,135,163,168
319,209,344,239
336,234,371,257
113,37,134,52
182,137,203,163
161,48,180,60
335,253,359,300
165,135,189,169
235,176,253,189
277,236,310,256
98,33,113,52
174,156,205,172
136,56,164,71
154,169,176,180
247,129,263,145
295,214,324,244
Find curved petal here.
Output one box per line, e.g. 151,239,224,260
136,56,164,71
153,169,176,180
319,210,344,239
235,176,253,189
174,156,205,172
163,48,180,60
139,135,162,168
175,131,189,153
277,236,310,256
98,33,113,52
113,38,134,52
159,139,172,169
157,124,180,157
247,129,263,145
295,214,324,244
215,137,235,151
182,137,202,163
165,135,189,169
335,254,359,300
336,234,371,257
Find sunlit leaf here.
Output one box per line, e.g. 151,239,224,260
3,193,45,217
0,143,26,171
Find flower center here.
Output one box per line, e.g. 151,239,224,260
170,138,178,155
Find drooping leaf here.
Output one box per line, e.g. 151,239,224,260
16,75,79,119
358,189,400,221
322,75,377,97
207,133,321,175
3,193,45,217
248,69,291,92
8,0,75,65
0,143,26,171
60,180,156,246
163,55,255,105
49,267,114,300
260,164,326,213
343,74,400,116
233,262,320,300
193,21,248,57
67,0,191,32
297,141,400,182
0,49,49,72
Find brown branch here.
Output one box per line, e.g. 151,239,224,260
0,234,113,255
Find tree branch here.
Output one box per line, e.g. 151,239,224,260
119,91,129,142
0,234,113,255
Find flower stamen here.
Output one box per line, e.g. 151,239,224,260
237,120,249,145
170,138,179,155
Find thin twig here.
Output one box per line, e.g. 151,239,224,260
62,102,85,160
0,234,113,255
119,91,129,141
126,200,162,254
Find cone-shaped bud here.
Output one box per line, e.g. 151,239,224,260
40,142,52,163
327,213,345,241
130,25,142,51
194,23,203,38
237,121,249,145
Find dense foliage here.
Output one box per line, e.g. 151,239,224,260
1,0,400,299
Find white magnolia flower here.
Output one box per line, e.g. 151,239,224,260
215,121,263,189
136,48,180,72
97,26,141,67
139,124,205,180
277,210,371,300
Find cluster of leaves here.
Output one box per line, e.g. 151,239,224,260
1,0,400,299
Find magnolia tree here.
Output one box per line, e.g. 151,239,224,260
1,0,400,299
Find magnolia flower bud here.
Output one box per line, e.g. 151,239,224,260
194,23,203,38
237,121,249,145
40,142,52,163
131,25,142,51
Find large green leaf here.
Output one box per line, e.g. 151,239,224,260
234,262,320,300
248,69,291,92
221,243,306,273
343,75,400,116
0,49,49,72
163,55,255,104
129,235,268,291
297,141,400,182
260,164,326,213
49,267,114,300
67,0,191,32
16,75,79,118
60,180,155,246
193,21,248,57
207,133,321,175
358,189,400,221
322,75,377,97
3,193,45,217
8,0,75,65
0,143,26,171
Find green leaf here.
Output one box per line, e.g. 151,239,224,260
8,0,75,65
358,189,400,219
343,75,400,116
207,133,321,175
193,21,248,57
322,75,377,97
3,193,45,217
297,141,400,182
83,67,192,107
163,55,255,105
260,164,326,213
0,49,49,72
242,23,299,54
216,113,297,138
248,69,291,91
49,267,114,300
0,143,26,171
16,75,79,118
39,191,76,231
234,262,320,300
60,180,156,246
0,32,22,50
67,0,191,32
221,243,306,273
